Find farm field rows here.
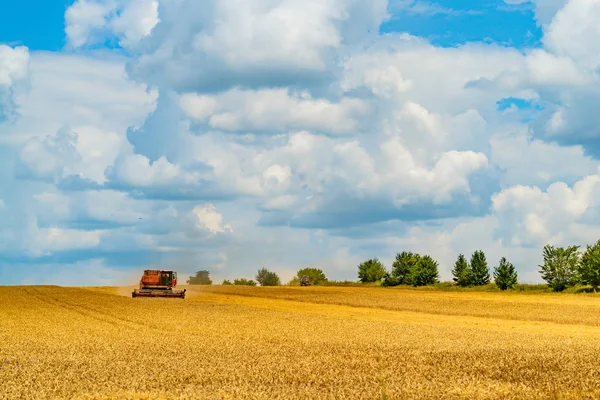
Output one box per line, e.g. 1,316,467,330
2,285,600,399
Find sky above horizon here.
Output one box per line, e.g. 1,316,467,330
1,0,599,286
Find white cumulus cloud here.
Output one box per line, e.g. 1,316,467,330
193,203,233,234
65,0,160,48
4,0,600,286
127,0,388,92
179,88,370,134
0,45,29,87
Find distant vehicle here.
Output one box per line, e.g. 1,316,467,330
300,275,311,286
132,270,186,299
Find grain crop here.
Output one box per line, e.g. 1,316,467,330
2,285,600,399
185,284,600,326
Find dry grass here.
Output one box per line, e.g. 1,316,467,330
2,285,600,399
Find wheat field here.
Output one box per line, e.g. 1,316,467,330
2,285,600,399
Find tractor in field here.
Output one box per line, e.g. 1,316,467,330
132,270,186,299
300,275,311,286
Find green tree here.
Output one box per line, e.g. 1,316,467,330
255,268,281,286
539,244,580,292
493,257,518,290
287,277,301,286
296,268,328,285
470,250,490,286
187,270,212,285
381,272,400,287
391,252,421,285
407,255,439,287
452,254,471,286
233,278,257,286
222,279,232,285
456,268,474,288
579,240,600,292
357,258,387,283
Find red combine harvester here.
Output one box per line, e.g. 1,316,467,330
132,270,186,299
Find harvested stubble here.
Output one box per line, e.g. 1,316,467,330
1,285,600,399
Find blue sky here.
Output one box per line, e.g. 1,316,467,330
0,0,73,50
1,0,599,286
381,0,542,48
2,0,543,51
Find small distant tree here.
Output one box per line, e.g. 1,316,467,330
456,268,474,288
234,278,257,286
187,270,212,285
287,277,301,286
357,258,387,283
493,257,518,290
579,240,600,292
255,268,281,286
452,254,471,287
296,268,328,285
470,250,490,286
222,279,232,285
391,252,421,285
381,272,400,287
407,255,439,287
539,244,580,292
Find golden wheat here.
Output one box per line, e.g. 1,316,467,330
190,284,600,326
1,285,600,399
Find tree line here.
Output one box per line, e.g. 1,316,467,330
187,268,327,286
185,239,600,292
187,267,326,287
539,242,600,292
358,239,600,292
357,250,517,290
187,268,279,286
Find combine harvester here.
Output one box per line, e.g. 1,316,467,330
132,270,186,299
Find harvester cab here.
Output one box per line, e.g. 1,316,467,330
132,269,186,299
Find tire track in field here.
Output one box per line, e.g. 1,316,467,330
186,286,600,328
24,287,137,329
23,287,231,340
189,292,600,339
23,287,180,335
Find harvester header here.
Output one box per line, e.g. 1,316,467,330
132,269,186,299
